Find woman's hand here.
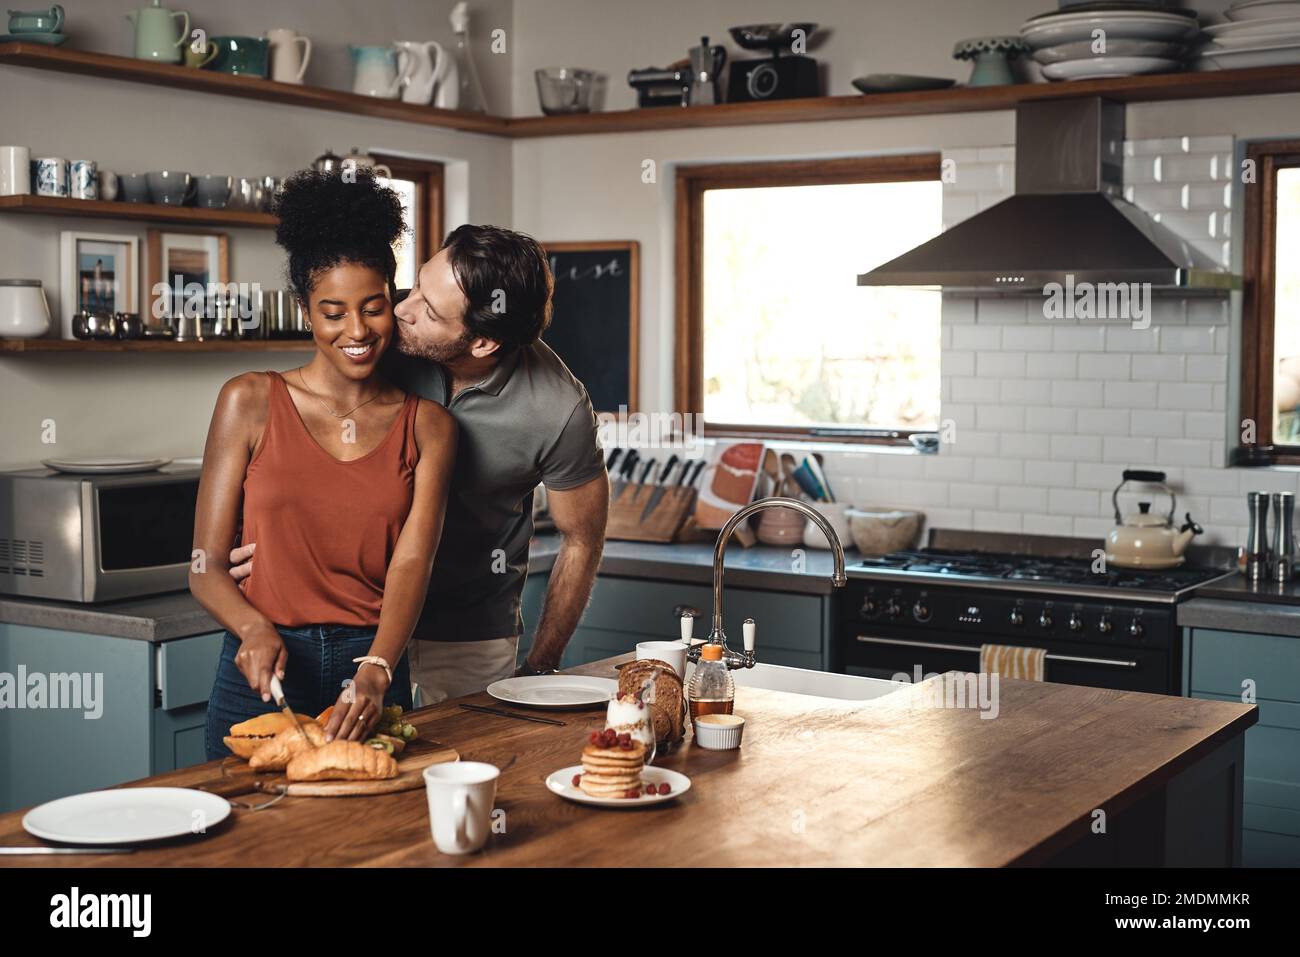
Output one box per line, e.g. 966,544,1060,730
325,665,390,742
235,624,288,702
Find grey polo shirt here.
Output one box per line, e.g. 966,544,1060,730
385,340,605,641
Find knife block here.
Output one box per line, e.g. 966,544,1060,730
606,484,698,543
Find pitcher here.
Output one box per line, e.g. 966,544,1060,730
267,28,311,85
395,40,445,105
349,44,414,99
125,0,189,64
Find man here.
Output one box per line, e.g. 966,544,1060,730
233,224,608,702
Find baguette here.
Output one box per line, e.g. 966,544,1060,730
248,722,326,771
285,739,398,782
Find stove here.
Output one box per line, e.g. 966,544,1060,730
836,536,1234,695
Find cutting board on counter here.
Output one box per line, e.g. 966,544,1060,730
203,739,460,799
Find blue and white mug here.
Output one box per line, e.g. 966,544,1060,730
69,159,97,200
33,156,68,197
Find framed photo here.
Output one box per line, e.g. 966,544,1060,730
145,229,231,325
58,231,140,340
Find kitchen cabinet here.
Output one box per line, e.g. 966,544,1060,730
518,572,830,671
0,624,223,812
1185,627,1300,866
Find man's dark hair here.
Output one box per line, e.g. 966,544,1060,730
442,224,553,351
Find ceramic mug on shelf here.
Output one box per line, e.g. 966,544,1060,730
0,279,52,338
7,4,63,35
69,159,97,200
0,146,31,195
182,36,218,68
423,761,499,855
194,174,232,208
33,156,68,197
266,28,311,84
125,1,189,63
350,44,414,99
98,169,120,201
119,172,150,203
209,36,270,77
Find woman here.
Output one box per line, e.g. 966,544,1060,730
192,170,456,759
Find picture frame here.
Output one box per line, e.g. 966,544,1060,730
58,230,140,340
145,228,231,326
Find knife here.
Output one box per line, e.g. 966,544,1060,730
639,455,681,522
611,449,639,501
630,457,657,505
681,458,707,490
606,447,623,473
269,674,315,748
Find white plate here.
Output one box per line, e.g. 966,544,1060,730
1226,0,1300,21
1032,38,1187,63
1022,11,1201,47
1205,13,1300,38
486,675,618,709
546,765,691,808
42,457,172,474
1203,26,1300,47
1043,56,1182,79
23,787,231,845
1199,42,1300,67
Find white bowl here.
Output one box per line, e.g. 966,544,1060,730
693,713,744,750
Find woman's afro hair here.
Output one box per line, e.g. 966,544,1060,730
272,168,406,301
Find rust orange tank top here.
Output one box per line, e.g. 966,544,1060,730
239,371,419,627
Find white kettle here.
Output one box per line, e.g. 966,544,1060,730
396,40,447,105
1104,470,1203,569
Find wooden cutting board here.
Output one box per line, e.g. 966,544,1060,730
202,739,459,799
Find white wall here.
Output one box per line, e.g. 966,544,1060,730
0,0,514,469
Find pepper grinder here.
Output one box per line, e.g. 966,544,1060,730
1272,491,1296,583
1245,491,1270,582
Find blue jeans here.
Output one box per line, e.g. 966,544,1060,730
204,625,412,760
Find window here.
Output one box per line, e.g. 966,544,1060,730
1241,139,1300,460
371,155,444,290
675,155,944,443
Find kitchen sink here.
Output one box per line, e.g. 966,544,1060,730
728,661,900,701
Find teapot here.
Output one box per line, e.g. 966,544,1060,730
1104,470,1202,569
125,0,189,64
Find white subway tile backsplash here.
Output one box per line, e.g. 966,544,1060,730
1105,327,1160,353
974,458,1024,484
1052,380,1105,408
1187,354,1228,382
1037,353,1078,378
974,510,1022,532
1130,410,1184,438
1157,382,1214,411
999,433,1043,459
1002,324,1053,351
1052,326,1108,352
1024,459,1075,486
976,352,1026,379
1102,381,1158,408
1000,379,1052,403
1132,354,1186,382
943,352,975,377
951,325,1003,351
1186,299,1229,325
1050,488,1102,517
976,299,1029,325
1072,517,1114,539
998,485,1048,512
1075,462,1121,490
1078,354,1131,380
1023,513,1075,535
1026,407,1076,432
923,455,974,481
949,483,1000,508
1156,438,1213,467
1103,435,1157,464
950,377,1002,403
1078,409,1130,434
1051,434,1103,461
1159,326,1219,354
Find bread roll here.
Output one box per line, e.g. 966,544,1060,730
285,739,398,782
248,722,326,771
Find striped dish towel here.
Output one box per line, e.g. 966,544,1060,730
979,643,1047,681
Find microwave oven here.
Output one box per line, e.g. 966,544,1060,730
0,465,200,602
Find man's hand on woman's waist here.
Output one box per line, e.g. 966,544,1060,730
229,542,256,581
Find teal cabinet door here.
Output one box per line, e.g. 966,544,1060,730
0,624,153,812
1186,627,1300,866
152,631,224,774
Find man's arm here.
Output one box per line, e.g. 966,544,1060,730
522,473,608,672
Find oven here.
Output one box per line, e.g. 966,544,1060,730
0,465,200,602
835,579,1179,694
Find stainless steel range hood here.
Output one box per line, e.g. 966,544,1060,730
857,98,1239,293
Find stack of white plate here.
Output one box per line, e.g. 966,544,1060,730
1020,3,1201,80
1198,0,1300,69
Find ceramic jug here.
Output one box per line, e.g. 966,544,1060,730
349,44,413,99
7,4,63,34
125,0,189,64
395,40,445,104
267,28,311,84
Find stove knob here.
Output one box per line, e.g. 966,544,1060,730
1098,616,1114,635
1009,607,1024,627
1038,610,1053,629
1128,619,1144,639
1068,613,1084,632
859,597,878,620
912,600,931,622
886,599,903,619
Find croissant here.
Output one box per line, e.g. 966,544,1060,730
286,739,398,782
248,722,326,771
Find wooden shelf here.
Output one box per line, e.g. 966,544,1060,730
0,194,276,227
0,42,508,136
0,338,314,353
4,41,1300,140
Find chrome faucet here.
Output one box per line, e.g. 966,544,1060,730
686,496,848,670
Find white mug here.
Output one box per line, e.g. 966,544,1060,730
33,156,67,197
267,28,311,84
424,761,499,855
0,146,30,196
636,640,688,680
69,160,98,200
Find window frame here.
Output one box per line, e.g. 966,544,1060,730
1240,138,1300,464
371,154,445,274
673,153,944,445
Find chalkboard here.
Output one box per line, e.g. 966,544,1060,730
542,241,638,413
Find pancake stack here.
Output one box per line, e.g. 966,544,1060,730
578,738,647,798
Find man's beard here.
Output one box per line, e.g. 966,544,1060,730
397,324,475,364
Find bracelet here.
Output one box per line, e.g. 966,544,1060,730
352,656,393,684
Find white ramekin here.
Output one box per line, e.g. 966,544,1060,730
692,714,745,750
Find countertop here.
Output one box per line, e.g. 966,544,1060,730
0,534,848,642
0,655,1257,867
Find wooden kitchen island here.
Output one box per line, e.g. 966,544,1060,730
0,657,1256,867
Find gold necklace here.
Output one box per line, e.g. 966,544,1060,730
296,368,385,419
